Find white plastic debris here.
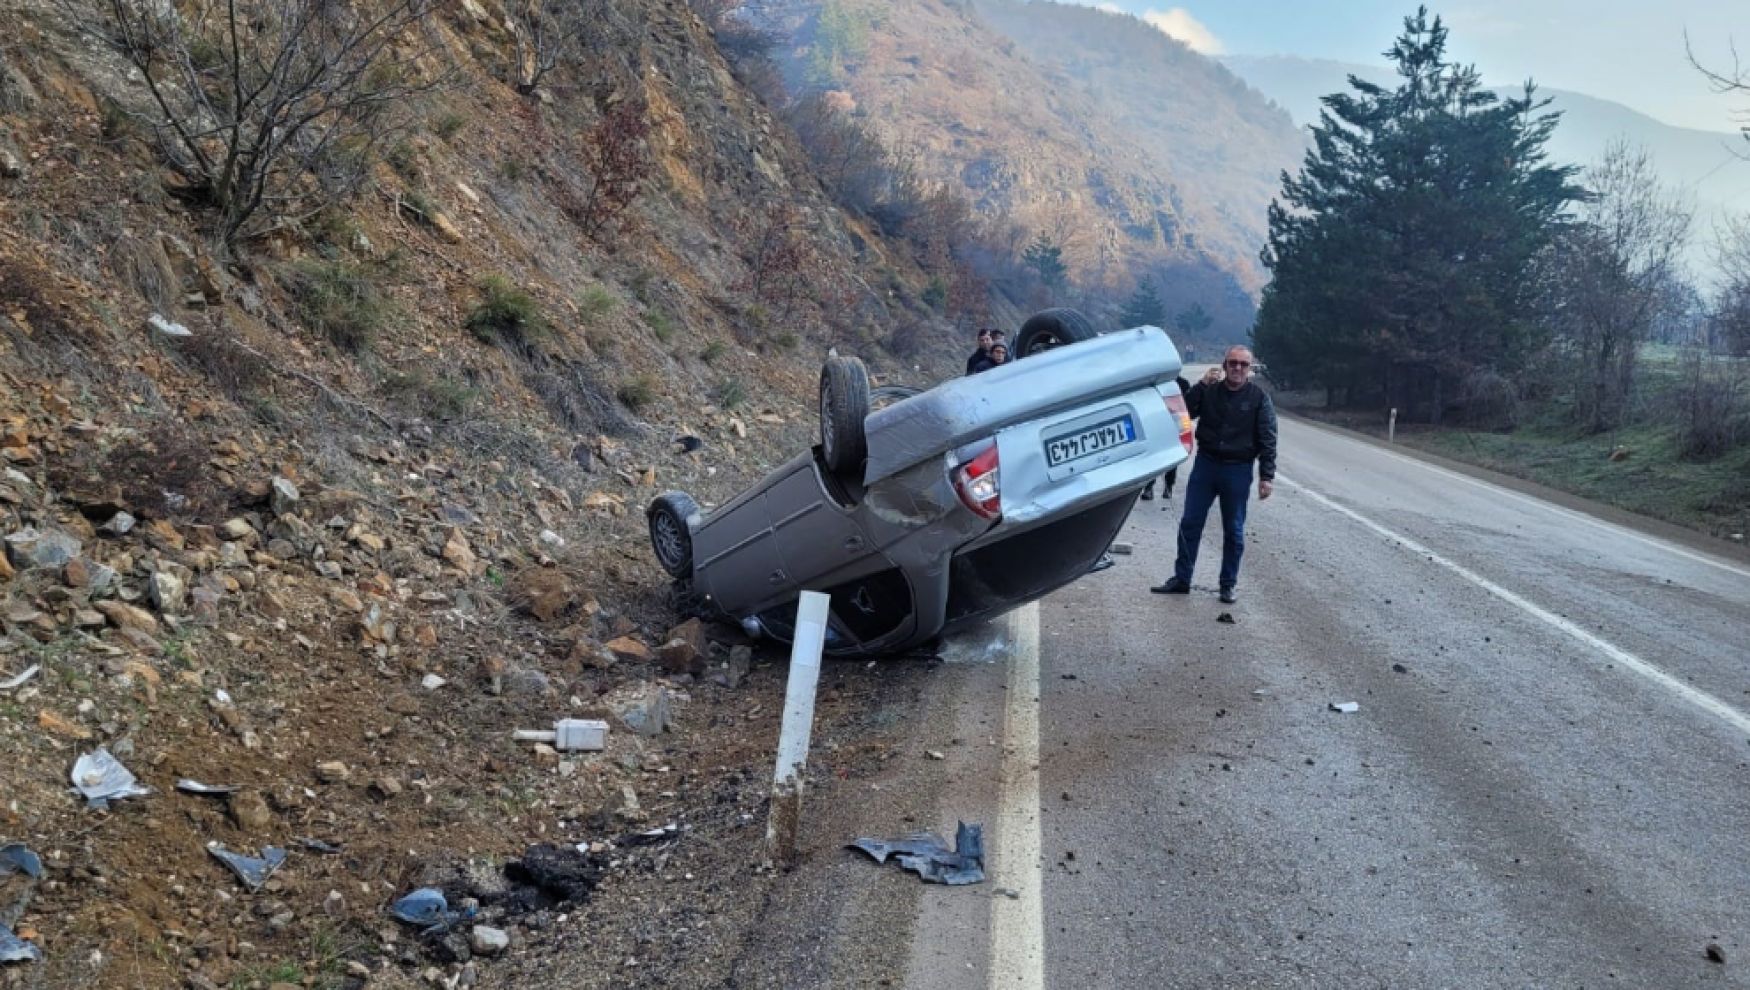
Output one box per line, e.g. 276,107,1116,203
1328,702,1360,714
512,718,608,752
0,665,40,692
71,748,151,808
420,674,447,691
147,314,193,338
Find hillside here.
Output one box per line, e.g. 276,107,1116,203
0,0,961,986
756,0,1306,340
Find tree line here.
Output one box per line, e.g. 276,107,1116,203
1254,6,1750,447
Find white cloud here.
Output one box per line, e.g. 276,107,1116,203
1055,2,1225,55
1140,7,1224,55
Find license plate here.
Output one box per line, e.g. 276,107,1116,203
1044,414,1136,467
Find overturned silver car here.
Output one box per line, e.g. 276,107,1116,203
647,309,1193,657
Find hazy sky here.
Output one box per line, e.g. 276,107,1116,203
1069,1,1748,132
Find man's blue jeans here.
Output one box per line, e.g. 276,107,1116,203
1173,454,1254,590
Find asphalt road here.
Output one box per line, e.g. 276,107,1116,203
897,413,1750,990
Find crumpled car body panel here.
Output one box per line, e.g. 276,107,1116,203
677,326,1188,656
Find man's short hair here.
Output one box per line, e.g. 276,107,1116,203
991,329,1006,340
977,328,993,339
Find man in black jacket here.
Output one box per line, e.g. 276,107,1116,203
1150,346,1277,604
965,329,994,375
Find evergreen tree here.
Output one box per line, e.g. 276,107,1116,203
1022,236,1068,291
1173,303,1213,338
1254,7,1582,420
1121,276,1166,327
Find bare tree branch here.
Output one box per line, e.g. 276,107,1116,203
504,0,591,95
85,0,449,246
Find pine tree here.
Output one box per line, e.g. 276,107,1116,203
1173,303,1213,338
1022,236,1068,291
1254,7,1582,420
1120,276,1166,327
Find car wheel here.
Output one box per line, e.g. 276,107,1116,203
820,355,870,475
1014,307,1098,357
647,491,699,580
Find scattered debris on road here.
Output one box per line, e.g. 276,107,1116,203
69,748,150,808
512,718,609,752
1217,612,1237,624
206,842,287,892
0,664,39,692
1329,702,1360,714
392,887,469,931
1706,943,1726,964
1108,542,1134,555
849,821,986,885
174,779,239,796
925,749,946,760
0,844,41,879
0,923,41,963
1392,663,1408,673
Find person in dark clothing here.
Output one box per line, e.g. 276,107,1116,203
965,329,994,375
971,342,1009,374
1150,346,1277,603
1141,374,1193,501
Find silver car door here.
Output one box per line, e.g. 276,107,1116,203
762,456,875,591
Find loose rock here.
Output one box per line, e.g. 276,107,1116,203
228,791,274,832
269,477,300,517
470,926,509,957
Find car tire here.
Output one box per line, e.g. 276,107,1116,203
647,491,699,580
1014,307,1098,357
820,355,870,475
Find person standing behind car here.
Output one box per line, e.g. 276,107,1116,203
965,328,994,375
1150,346,1276,604
1141,374,1192,501
972,342,1009,373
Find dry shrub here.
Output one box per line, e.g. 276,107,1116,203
1456,369,1521,431
0,257,89,343
176,332,271,399
97,423,230,522
110,233,180,311
1676,351,1749,461
523,359,637,436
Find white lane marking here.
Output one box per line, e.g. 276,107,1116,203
990,603,1045,990
1286,418,1750,581
1278,473,1750,737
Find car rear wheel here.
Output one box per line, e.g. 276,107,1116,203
820,355,871,475
1015,307,1098,357
647,491,699,580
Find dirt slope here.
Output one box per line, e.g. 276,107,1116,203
0,0,961,986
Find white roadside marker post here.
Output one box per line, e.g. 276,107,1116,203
765,591,830,869
1389,407,1398,444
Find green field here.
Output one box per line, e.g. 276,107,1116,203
1278,348,1750,541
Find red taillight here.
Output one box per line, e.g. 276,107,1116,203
953,444,1002,520
1165,394,1194,453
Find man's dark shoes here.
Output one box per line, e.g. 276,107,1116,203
1151,577,1191,594
1140,487,1154,501
1219,587,1237,604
